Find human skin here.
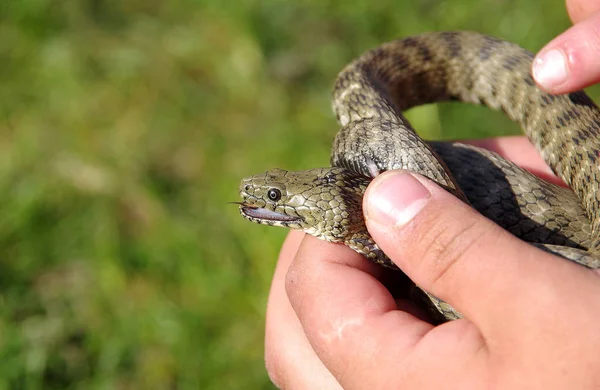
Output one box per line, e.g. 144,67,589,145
532,0,600,93
264,2,600,388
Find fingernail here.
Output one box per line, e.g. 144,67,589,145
533,48,568,89
365,171,431,226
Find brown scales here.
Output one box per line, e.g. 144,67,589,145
240,31,600,321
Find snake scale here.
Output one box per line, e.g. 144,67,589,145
238,31,600,321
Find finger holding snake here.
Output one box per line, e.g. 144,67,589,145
534,0,600,93
284,170,600,389
241,31,600,319
241,23,600,389
265,138,556,390
265,143,600,389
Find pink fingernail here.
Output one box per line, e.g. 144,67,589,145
365,171,431,226
533,49,568,89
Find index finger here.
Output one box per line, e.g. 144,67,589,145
533,11,600,93
282,136,562,386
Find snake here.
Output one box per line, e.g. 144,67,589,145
237,31,600,321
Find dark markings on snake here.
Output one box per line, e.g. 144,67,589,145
440,31,461,58
560,110,576,125
523,74,535,86
502,54,522,71
239,31,600,322
402,37,418,48
411,71,435,102
479,35,502,60
392,53,409,70
569,91,597,108
563,107,578,122
321,172,338,185
541,94,556,107
409,38,434,62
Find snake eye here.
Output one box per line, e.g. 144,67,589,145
267,188,282,201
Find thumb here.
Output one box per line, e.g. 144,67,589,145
363,170,597,330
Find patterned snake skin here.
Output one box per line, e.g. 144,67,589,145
238,31,600,321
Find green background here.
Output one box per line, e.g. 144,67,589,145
1,1,598,388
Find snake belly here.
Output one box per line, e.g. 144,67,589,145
239,31,600,321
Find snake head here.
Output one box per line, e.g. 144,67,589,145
238,167,371,242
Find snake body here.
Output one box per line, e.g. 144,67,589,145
238,31,600,320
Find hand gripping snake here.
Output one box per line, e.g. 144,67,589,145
237,31,600,321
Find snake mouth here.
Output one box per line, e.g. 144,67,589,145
239,204,302,223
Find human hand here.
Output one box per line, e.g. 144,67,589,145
533,0,600,93
264,137,600,389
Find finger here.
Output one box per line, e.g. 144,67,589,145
286,234,486,389
265,231,343,389
363,170,600,336
566,0,600,23
533,11,600,93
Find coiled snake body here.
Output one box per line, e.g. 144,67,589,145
238,31,600,321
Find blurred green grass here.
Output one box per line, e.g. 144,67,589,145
0,1,597,388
